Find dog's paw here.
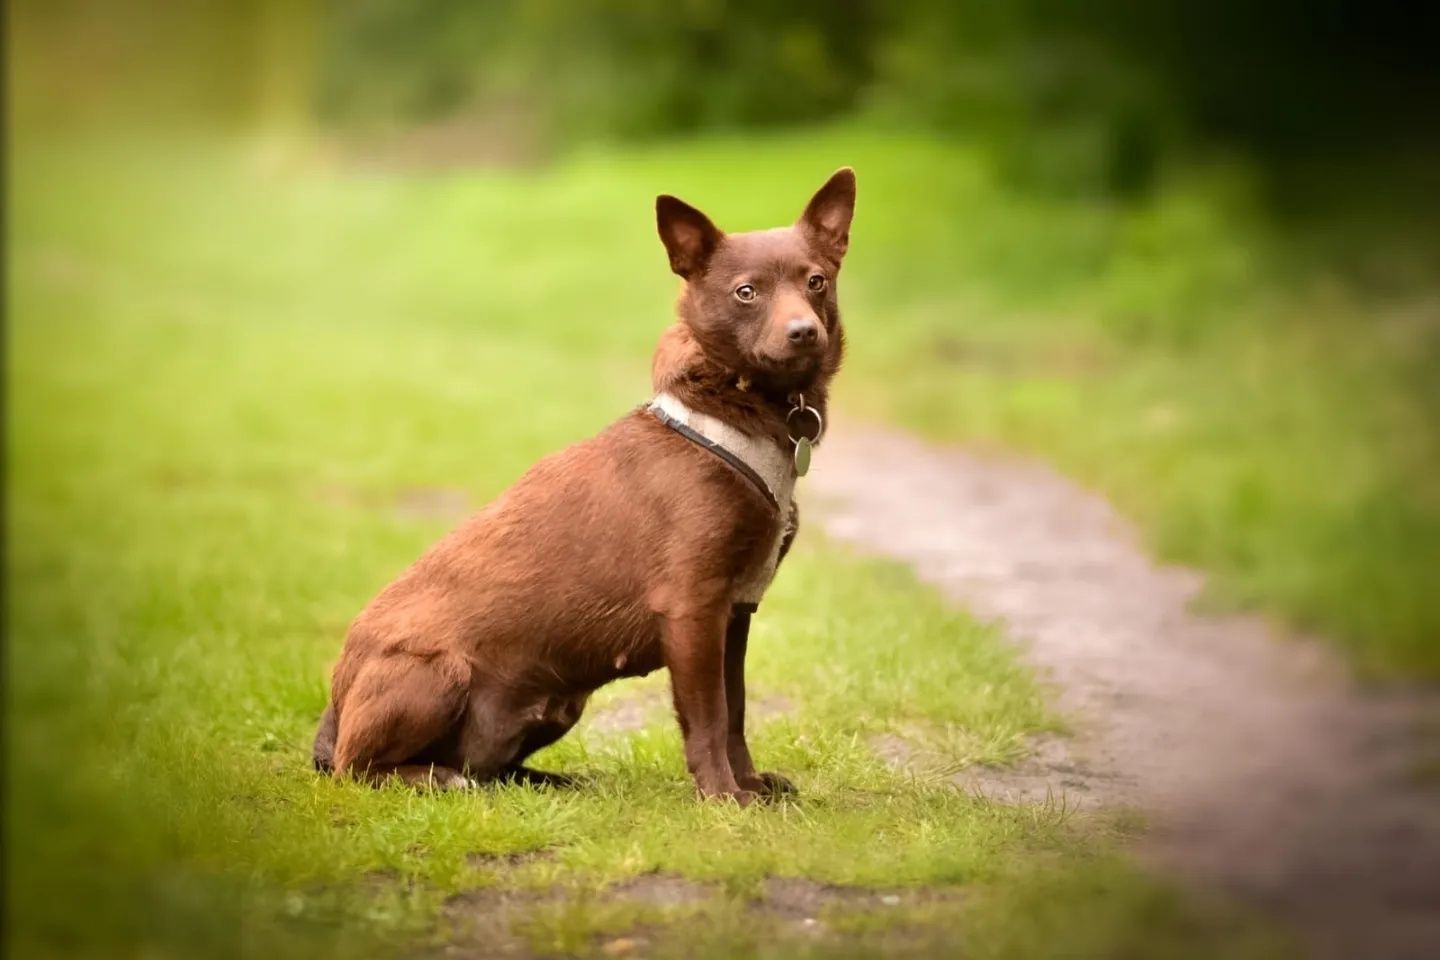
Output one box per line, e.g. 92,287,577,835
734,772,796,801
502,766,587,790
437,769,480,791
402,765,476,791
755,771,798,798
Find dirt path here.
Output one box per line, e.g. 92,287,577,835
809,422,1440,960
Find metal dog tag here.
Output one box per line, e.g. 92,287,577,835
794,437,812,477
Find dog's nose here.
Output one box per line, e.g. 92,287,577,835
786,317,819,345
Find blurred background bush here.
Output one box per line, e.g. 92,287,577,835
14,1,1440,188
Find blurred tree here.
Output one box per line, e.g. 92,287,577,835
255,0,319,141
316,0,878,141
14,0,1438,194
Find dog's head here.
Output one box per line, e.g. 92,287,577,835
654,169,855,395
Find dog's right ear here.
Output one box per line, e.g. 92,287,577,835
656,195,723,279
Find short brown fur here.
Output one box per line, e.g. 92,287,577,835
314,169,856,804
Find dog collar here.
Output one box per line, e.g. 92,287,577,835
648,392,796,511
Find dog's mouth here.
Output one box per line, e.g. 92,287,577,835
747,349,823,384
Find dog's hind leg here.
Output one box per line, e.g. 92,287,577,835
500,694,590,788
454,689,586,787
331,653,470,789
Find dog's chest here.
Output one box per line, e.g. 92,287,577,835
733,493,796,606
644,394,800,608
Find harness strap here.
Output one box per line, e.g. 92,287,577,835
648,403,781,511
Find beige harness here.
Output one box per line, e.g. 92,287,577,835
648,392,807,606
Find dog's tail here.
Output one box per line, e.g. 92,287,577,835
312,702,338,773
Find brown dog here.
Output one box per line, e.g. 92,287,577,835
313,169,855,804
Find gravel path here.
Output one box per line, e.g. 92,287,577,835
809,422,1440,960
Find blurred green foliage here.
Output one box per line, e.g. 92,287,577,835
315,0,1439,189
14,1,1440,196
319,0,879,138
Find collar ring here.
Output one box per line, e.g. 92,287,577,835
785,398,824,445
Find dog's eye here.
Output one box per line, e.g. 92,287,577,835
734,284,757,302
808,274,827,293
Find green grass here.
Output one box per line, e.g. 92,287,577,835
6,122,1406,958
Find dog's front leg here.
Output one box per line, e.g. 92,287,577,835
663,608,752,804
724,609,760,789
724,609,797,799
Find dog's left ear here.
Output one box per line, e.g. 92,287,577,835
798,167,856,262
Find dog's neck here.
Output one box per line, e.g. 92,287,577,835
649,323,834,449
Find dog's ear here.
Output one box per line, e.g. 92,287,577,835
656,195,723,278
798,167,856,262
651,321,704,392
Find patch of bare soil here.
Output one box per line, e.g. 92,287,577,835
439,873,958,958
875,731,1125,807
757,876,960,922
438,886,550,958
810,422,1440,960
